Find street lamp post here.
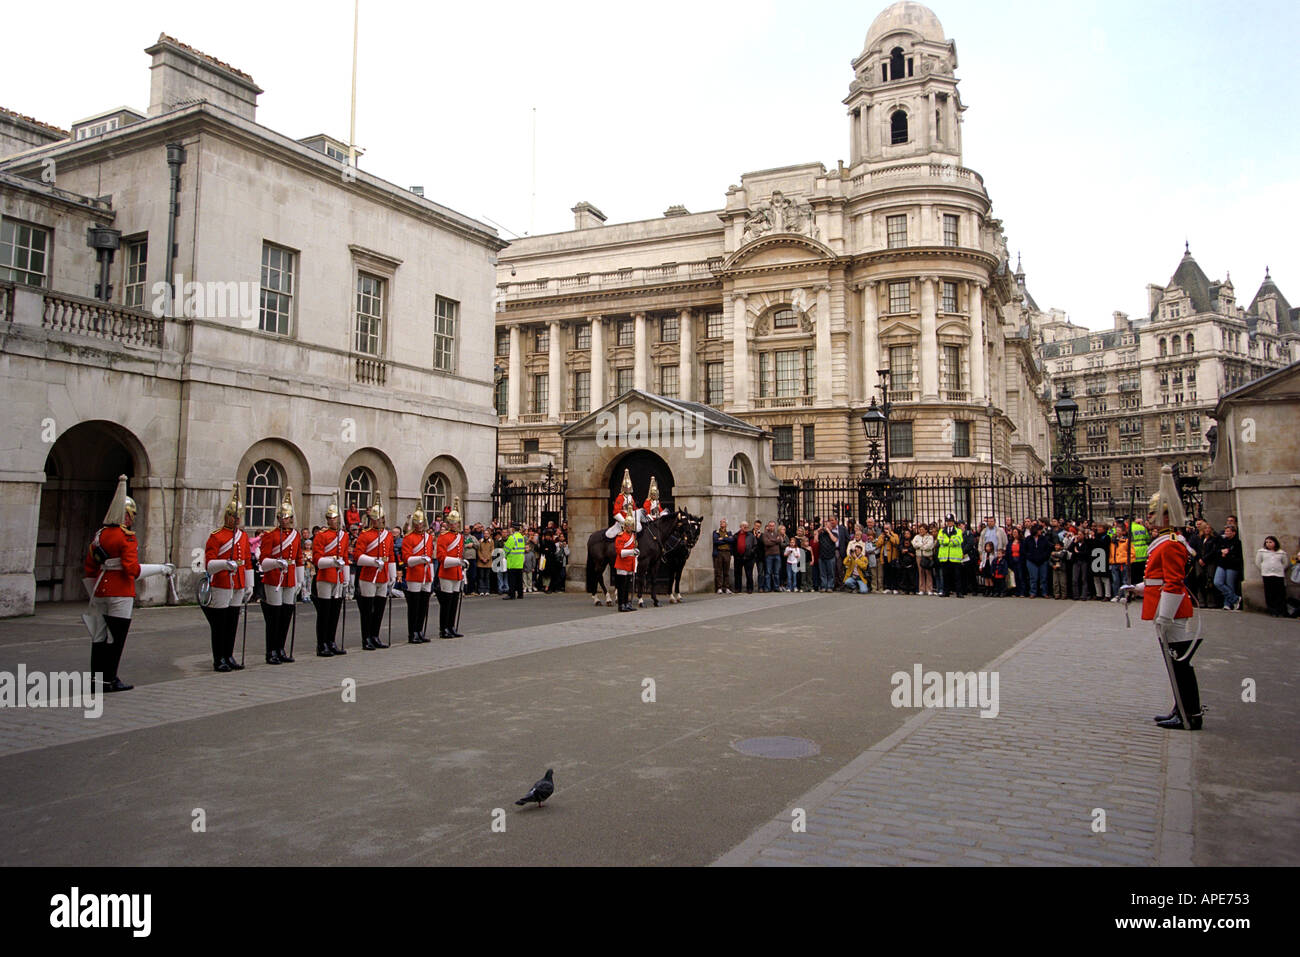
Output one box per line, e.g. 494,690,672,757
859,369,897,523
986,402,995,519
1051,386,1085,521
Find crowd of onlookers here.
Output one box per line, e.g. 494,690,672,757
709,513,1300,618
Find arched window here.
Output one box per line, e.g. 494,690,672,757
344,466,374,517
1158,337,1167,357
245,460,281,531
1172,335,1181,354
728,455,749,486
772,308,797,330
890,110,909,145
1186,333,1194,352
423,472,449,518
889,47,905,80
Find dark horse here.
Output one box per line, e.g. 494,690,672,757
586,510,692,608
658,511,702,604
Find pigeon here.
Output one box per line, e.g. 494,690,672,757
515,768,554,808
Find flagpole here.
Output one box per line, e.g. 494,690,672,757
349,0,360,168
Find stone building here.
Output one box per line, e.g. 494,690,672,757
495,2,1054,515
1037,246,1299,506
0,34,503,617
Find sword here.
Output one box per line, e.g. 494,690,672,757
288,591,297,660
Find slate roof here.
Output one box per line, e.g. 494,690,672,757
1246,272,1299,336
1155,248,1216,318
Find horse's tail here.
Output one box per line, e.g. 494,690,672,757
586,551,600,595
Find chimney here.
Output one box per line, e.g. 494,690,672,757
572,201,607,230
1146,284,1164,317
663,204,689,217
145,34,262,121
1112,311,1128,331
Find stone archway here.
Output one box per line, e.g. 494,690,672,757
37,420,149,603
605,449,675,521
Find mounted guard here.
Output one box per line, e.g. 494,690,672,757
607,468,640,539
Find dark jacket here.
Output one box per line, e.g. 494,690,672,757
1024,533,1054,564
1215,534,1244,574
712,530,735,559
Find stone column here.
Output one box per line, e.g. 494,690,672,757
633,312,648,392
590,316,605,406
679,308,694,400
507,324,522,421
815,285,832,405
547,319,562,421
731,294,748,411
866,103,878,158
928,91,938,149
919,203,933,244
862,282,879,402
920,277,939,399
970,281,987,404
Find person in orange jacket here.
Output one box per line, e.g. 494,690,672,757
352,492,396,650
203,482,253,672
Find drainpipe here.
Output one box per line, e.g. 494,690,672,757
164,143,186,316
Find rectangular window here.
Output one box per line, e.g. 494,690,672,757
942,281,958,313
889,345,915,394
616,366,634,396
259,242,295,335
0,219,49,287
805,349,816,398
532,373,549,415
889,281,910,314
123,237,147,307
535,328,549,353
660,314,679,343
775,350,800,397
433,296,458,372
759,352,771,398
887,214,908,249
773,426,793,461
354,272,385,356
953,420,971,457
618,319,634,346
803,424,816,459
943,214,959,247
941,344,962,398
573,370,590,413
496,330,510,356
889,420,914,457
575,322,591,350
706,312,724,339
706,362,724,406
659,364,679,398
495,377,508,415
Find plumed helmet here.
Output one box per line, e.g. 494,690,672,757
103,474,133,525
622,515,637,530
648,476,660,499
411,506,427,528
278,486,295,522
368,491,385,525
1146,465,1186,531
325,493,340,521
621,468,634,494
222,482,243,522
445,497,462,528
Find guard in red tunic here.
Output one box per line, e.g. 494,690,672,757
606,468,640,539
435,497,467,638
641,475,666,523
82,475,174,692
614,516,639,612
311,495,349,656
1121,466,1203,731
258,487,304,665
352,491,395,650
402,508,435,643
203,482,252,672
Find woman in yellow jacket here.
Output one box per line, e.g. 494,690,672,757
1109,534,1131,600
843,543,870,594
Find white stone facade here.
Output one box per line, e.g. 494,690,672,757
0,36,502,616
495,3,1053,503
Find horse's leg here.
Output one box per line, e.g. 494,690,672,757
649,557,660,607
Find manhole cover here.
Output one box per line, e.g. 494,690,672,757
731,736,820,759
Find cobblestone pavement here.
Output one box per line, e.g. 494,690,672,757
715,608,1195,866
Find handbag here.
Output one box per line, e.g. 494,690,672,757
920,555,933,569
1007,568,1016,589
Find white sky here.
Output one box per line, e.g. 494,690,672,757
4,0,1296,328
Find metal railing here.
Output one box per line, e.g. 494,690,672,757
0,282,13,323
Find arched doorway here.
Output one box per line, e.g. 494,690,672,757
37,421,146,602
606,449,675,521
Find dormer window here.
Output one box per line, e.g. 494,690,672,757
890,110,908,145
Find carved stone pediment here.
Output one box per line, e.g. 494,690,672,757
741,190,819,242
